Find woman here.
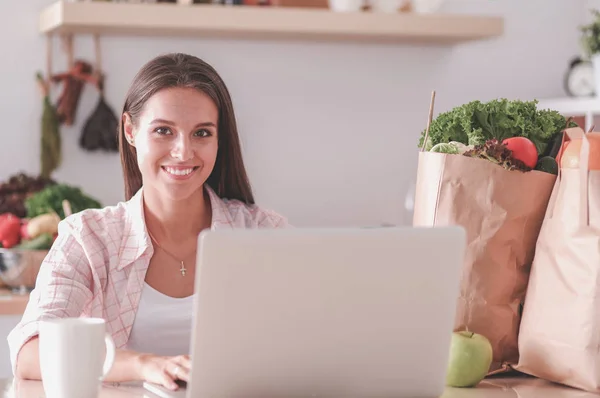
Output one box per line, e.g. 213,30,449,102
7,53,288,391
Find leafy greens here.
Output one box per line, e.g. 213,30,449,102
25,184,102,219
463,139,531,172
418,99,576,155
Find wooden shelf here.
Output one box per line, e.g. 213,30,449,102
38,0,503,45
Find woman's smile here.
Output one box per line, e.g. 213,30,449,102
161,165,200,180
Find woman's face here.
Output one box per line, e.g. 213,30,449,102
123,87,219,202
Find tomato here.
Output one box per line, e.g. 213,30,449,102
0,213,21,248
502,137,538,168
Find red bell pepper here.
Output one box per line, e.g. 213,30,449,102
0,213,22,248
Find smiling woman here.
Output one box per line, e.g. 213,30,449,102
7,53,289,392
125,88,220,197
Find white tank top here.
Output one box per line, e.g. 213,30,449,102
126,283,195,356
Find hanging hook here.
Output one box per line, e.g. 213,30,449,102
36,33,53,98
93,34,105,94
46,34,53,85
60,33,74,69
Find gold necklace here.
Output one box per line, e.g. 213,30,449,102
146,229,189,277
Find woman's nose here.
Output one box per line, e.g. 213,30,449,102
170,134,193,161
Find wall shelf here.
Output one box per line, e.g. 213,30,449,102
537,97,600,131
38,0,504,45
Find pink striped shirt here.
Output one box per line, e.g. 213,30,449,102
7,186,288,374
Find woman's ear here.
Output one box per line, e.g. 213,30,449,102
122,113,136,146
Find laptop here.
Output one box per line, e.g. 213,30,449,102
144,226,465,398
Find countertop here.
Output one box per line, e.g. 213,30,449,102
0,374,598,397
0,290,28,316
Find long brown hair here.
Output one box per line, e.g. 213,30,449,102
118,53,254,204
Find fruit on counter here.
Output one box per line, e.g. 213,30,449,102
560,132,600,170
0,173,56,218
16,232,54,251
445,331,493,388
21,212,60,241
502,137,538,169
0,213,22,249
535,156,559,175
417,98,577,156
25,184,102,219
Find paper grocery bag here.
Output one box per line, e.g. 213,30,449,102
516,127,600,392
412,150,556,373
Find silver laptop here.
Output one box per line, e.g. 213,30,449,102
144,226,465,398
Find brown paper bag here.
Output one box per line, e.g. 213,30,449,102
516,127,600,392
412,149,557,373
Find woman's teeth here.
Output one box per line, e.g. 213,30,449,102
163,167,195,176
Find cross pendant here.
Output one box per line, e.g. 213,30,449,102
180,261,187,277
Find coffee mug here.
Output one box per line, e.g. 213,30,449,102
39,318,116,398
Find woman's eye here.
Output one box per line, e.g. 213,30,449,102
154,127,171,135
195,129,211,137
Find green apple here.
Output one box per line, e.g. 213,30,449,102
445,330,493,388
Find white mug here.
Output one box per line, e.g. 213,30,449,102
39,318,116,398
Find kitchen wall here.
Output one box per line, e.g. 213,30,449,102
585,0,600,21
0,0,585,227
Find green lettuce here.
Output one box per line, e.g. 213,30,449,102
25,184,102,219
418,99,576,155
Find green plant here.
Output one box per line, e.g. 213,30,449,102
581,9,600,57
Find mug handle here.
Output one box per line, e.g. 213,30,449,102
100,334,116,380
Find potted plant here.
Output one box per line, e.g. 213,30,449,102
581,9,600,97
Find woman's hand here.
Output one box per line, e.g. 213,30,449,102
137,354,191,391
15,339,190,390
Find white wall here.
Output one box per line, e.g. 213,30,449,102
0,0,585,227
585,0,600,23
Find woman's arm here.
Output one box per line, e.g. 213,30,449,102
9,216,191,389
15,337,141,382
15,334,191,391
9,218,95,378
12,337,39,380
